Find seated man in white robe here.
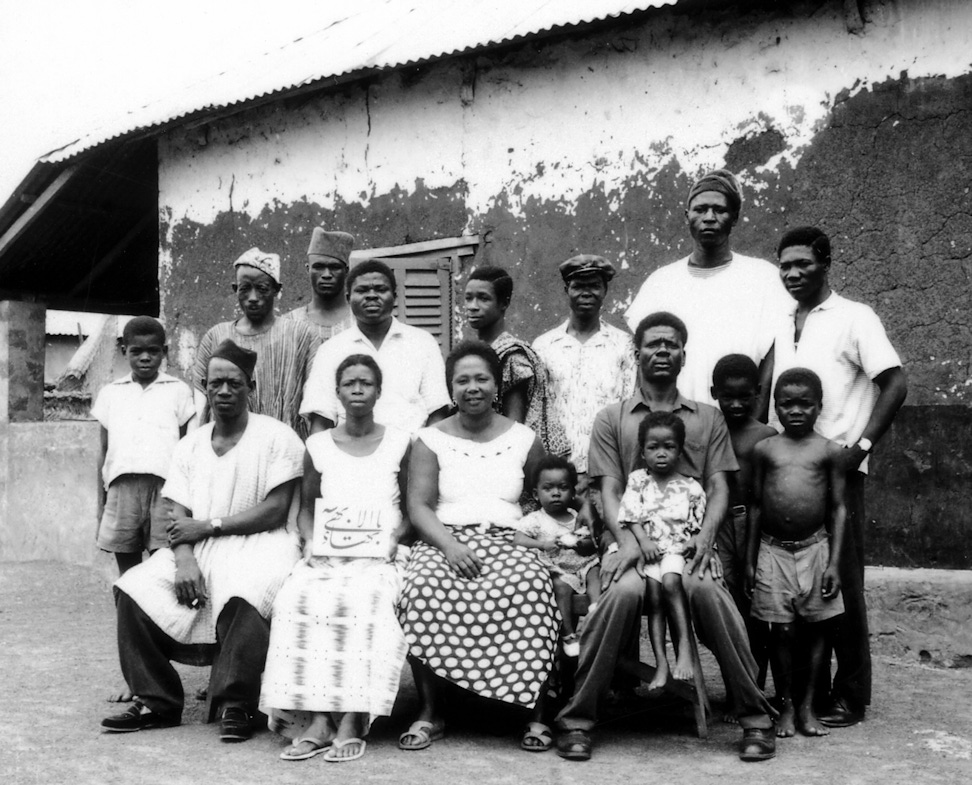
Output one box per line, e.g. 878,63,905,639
101,339,304,742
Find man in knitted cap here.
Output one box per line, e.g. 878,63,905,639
533,254,636,487
625,169,789,408
193,247,320,438
284,227,356,341
103,340,304,742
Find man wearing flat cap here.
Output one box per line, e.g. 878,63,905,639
103,340,304,742
193,247,320,438
284,228,355,340
625,169,789,408
533,255,636,485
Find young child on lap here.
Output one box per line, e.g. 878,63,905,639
618,411,705,689
514,456,600,658
746,368,846,738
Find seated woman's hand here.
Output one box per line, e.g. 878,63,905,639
443,540,484,580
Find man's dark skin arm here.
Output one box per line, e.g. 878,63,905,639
597,475,645,591
840,366,908,471
756,345,774,423
309,413,337,434
685,471,729,578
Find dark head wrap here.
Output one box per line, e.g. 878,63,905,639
687,169,742,215
210,339,257,381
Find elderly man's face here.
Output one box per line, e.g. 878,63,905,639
233,266,278,325
637,325,685,383
206,358,252,420
686,191,736,249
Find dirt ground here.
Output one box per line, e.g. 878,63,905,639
2,561,969,785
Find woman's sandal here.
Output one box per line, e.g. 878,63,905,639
398,720,445,751
280,736,333,761
521,722,554,752
323,737,367,762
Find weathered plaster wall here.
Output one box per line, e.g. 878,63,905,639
157,0,972,566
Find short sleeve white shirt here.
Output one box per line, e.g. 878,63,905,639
299,318,450,434
532,319,637,472
769,291,902,473
91,372,196,488
625,253,790,405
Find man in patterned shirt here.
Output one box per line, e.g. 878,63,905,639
284,227,356,341
533,255,636,492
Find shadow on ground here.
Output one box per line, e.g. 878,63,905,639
2,562,969,785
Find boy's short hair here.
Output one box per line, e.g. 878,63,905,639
346,260,397,296
532,454,578,490
777,225,831,267
775,367,824,405
634,311,688,350
122,316,166,346
712,353,760,389
335,353,383,390
468,265,514,307
638,410,686,452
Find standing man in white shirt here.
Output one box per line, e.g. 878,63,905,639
533,255,636,490
769,225,908,728
625,169,789,407
300,259,451,434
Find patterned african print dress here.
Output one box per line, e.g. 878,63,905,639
491,331,569,457
260,428,410,732
398,423,559,708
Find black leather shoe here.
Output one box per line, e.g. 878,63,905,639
101,702,180,733
219,706,253,742
738,726,776,761
818,697,864,728
556,729,592,761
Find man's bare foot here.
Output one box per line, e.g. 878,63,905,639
672,654,694,682
777,701,796,737
107,687,134,703
647,662,670,692
797,705,830,737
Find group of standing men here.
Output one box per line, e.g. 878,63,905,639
106,167,906,763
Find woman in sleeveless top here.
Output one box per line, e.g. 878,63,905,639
397,341,559,753
260,354,410,763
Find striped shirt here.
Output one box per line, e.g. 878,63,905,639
282,304,355,342
193,317,321,439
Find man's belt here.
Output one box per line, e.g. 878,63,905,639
760,528,829,551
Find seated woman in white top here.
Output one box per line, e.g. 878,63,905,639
260,354,411,763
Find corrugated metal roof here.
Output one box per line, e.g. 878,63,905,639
43,0,675,164
47,310,134,337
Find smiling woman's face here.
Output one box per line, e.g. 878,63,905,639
450,354,497,415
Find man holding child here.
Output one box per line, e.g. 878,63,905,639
555,311,777,763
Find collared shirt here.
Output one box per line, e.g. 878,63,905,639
92,372,195,488
299,318,450,434
624,252,790,405
770,291,902,473
533,319,637,472
587,389,738,485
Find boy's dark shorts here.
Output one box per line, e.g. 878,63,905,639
97,474,167,553
751,531,844,624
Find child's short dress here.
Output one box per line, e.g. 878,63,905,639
516,509,598,594
617,470,706,581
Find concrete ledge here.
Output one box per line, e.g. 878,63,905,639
867,566,972,668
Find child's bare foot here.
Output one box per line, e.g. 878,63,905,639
672,653,695,682
647,661,670,692
777,700,796,737
797,705,830,737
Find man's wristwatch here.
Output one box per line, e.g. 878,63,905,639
856,438,873,454
605,542,620,555
210,518,223,537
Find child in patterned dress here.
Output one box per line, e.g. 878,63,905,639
618,411,706,690
514,456,600,657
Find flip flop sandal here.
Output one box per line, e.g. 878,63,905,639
521,722,554,752
280,736,332,761
324,738,367,762
398,720,445,750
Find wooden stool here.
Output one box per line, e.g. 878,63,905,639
570,594,711,739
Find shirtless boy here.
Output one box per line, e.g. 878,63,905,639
746,368,846,738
